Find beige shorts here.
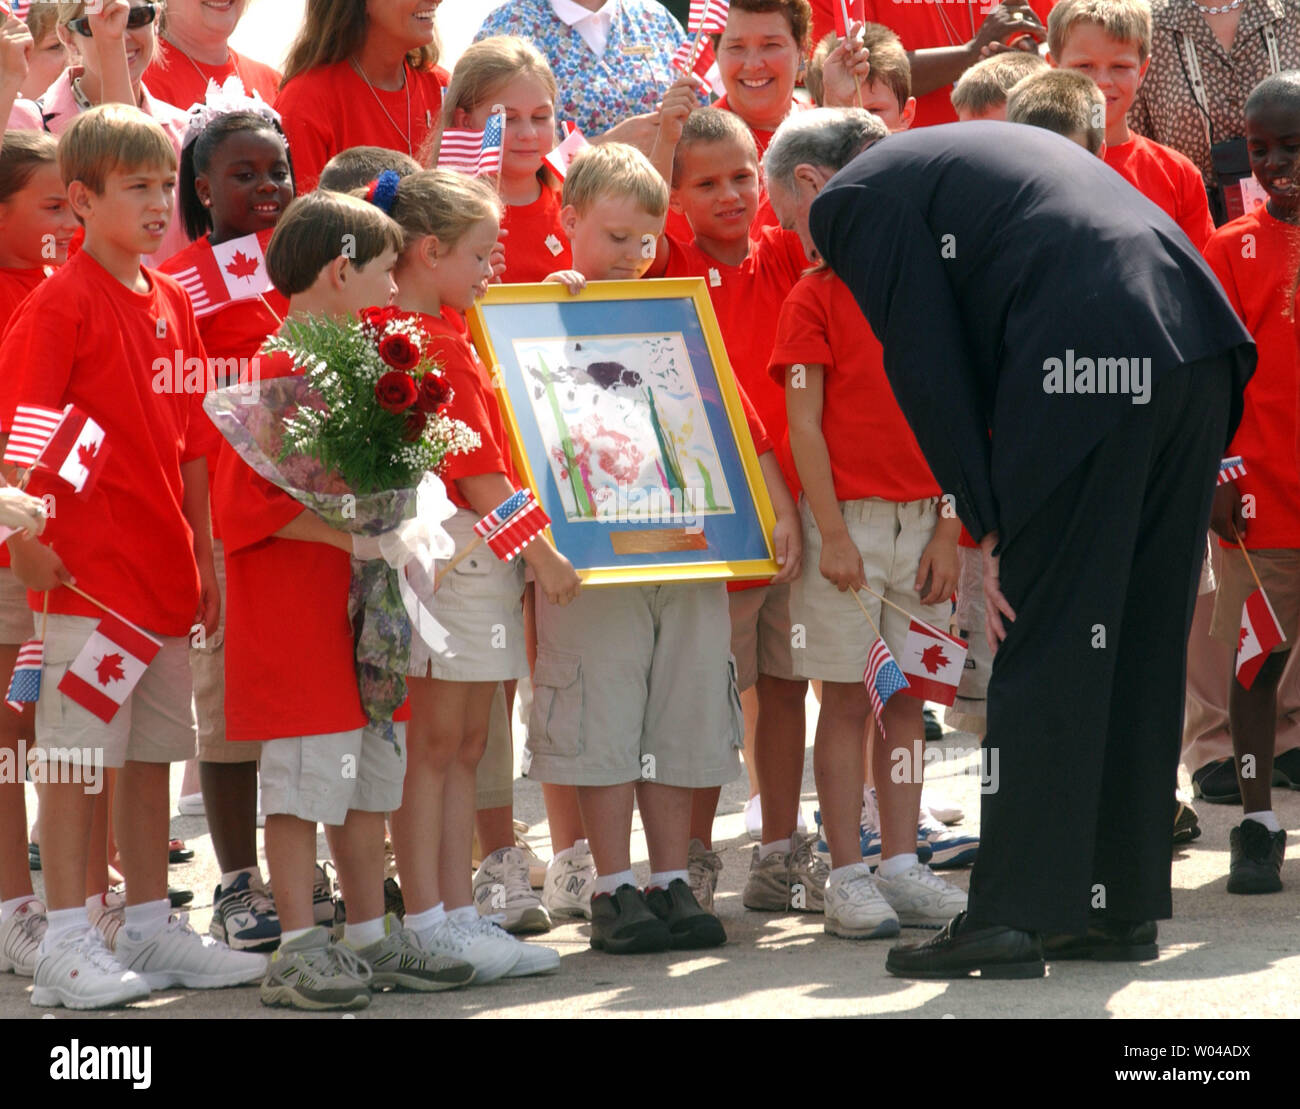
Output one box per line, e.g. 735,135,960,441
476,682,514,810
728,583,799,690
792,496,949,683
408,509,528,682
259,723,407,826
1211,547,1300,651
527,582,743,788
191,540,260,764
0,568,33,645
37,614,196,770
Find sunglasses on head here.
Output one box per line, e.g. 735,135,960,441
68,2,160,38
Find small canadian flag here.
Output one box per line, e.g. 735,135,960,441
898,619,969,706
544,122,590,180
57,614,161,724
36,408,107,494
1237,587,1286,690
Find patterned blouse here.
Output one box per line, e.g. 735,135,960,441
474,0,687,137
1129,0,1300,188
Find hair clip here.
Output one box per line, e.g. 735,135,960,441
365,170,402,215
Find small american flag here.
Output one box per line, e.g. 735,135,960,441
475,489,551,562
5,639,42,713
864,637,909,738
688,0,729,32
1219,456,1247,485
437,112,504,177
3,404,65,469
672,37,717,93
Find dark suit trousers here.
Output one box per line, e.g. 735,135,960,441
966,355,1233,935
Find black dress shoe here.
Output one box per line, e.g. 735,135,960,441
885,911,1044,979
1191,757,1240,804
168,887,194,908
1043,919,1157,962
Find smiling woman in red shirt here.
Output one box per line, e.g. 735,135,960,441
145,0,281,112
275,0,447,193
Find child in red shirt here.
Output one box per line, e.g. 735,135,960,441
441,36,572,283
1204,73,1300,895
275,0,445,192
1047,0,1215,251
378,168,577,980
159,95,294,954
4,103,266,1008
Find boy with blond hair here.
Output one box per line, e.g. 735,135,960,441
951,52,1048,121
0,104,267,1009
806,25,917,129
1007,68,1108,154
1047,0,1215,249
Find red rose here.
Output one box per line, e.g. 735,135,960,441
416,371,453,414
360,306,395,331
378,332,421,372
375,371,418,413
402,410,428,442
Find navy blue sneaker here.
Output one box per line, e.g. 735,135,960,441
210,872,281,953
813,809,933,866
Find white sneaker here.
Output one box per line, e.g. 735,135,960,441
116,913,268,989
473,847,552,934
31,926,150,1010
743,795,809,841
458,912,560,977
874,863,967,928
420,914,520,983
542,839,595,921
87,889,125,951
824,863,900,939
0,898,46,976
177,792,205,816
923,789,965,826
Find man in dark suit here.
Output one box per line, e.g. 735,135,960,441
764,109,1255,978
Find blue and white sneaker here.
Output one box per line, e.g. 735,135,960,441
917,810,979,869
813,803,933,866
210,872,281,953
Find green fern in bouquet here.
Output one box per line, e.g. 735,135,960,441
263,306,480,495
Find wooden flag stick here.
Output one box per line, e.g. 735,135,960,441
433,533,485,590
685,28,706,74
851,587,881,638
839,1,863,107
64,582,116,617
1232,524,1265,593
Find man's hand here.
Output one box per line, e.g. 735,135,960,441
769,512,803,585
819,529,865,592
821,24,873,107
1210,480,1246,542
9,538,72,593
979,529,1016,651
970,3,1046,58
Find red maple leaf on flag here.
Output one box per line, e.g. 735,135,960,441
920,644,950,674
1239,627,1249,650
225,251,260,282
94,652,126,686
77,439,99,469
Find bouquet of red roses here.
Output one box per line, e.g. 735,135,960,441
204,307,479,751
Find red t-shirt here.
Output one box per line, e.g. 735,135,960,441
1205,207,1300,549
769,268,939,503
275,60,446,193
0,267,48,569
1105,134,1215,253
144,38,282,111
418,312,517,510
501,182,571,283
0,252,218,634
861,0,1054,127
213,349,368,741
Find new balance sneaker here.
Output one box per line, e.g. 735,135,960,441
590,884,672,954
542,839,595,921
87,889,125,951
116,914,268,989
514,820,548,889
473,847,551,934
210,873,281,953
1227,820,1285,895
874,863,968,927
0,898,46,976
455,911,560,977
742,832,828,912
350,914,474,991
917,810,980,869
824,863,900,939
260,926,371,1011
645,879,726,949
312,862,337,929
419,913,519,983
31,926,150,1010
687,838,723,913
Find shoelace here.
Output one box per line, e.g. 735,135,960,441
242,880,278,917
487,850,537,904
689,848,722,879
304,939,373,985
456,912,513,944
837,867,884,903
76,927,128,974
896,863,955,893
789,835,828,880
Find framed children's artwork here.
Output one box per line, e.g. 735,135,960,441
467,279,780,586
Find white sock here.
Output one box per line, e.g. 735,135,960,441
593,869,636,897
43,906,89,948
828,863,864,883
1244,810,1282,834
878,853,919,879
447,904,479,926
220,866,259,890
404,903,446,939
0,895,37,922
759,839,791,860
647,869,688,891
124,899,171,940
344,916,386,947
280,926,313,946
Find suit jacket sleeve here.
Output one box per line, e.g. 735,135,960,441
810,180,1001,542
